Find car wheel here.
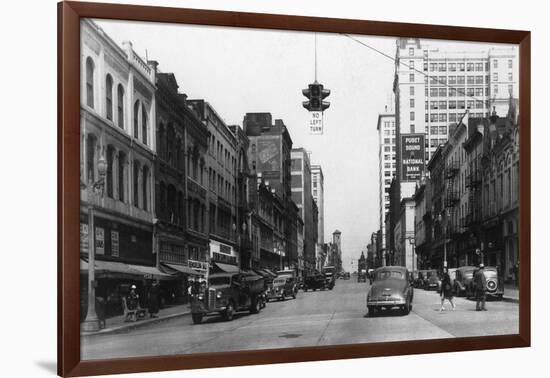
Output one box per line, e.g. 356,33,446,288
192,313,203,324
402,300,411,315
292,292,296,299
223,302,234,321
250,297,260,314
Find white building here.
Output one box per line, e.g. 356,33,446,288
393,37,518,166
80,20,159,288
376,107,396,258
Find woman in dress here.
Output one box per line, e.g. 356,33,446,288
439,268,456,311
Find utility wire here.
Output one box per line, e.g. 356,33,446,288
341,33,496,109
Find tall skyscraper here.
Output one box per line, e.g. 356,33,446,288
394,38,518,173
376,106,396,259
311,165,324,244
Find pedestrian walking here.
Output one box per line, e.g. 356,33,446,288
473,264,487,311
439,268,455,312
513,261,519,289
148,280,160,318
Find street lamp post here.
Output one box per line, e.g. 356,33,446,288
81,155,107,332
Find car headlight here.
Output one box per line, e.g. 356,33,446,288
216,291,222,299
197,294,204,300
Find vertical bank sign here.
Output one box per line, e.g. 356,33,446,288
400,134,425,181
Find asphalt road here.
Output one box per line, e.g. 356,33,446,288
81,279,519,360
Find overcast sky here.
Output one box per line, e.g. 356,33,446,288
93,19,516,271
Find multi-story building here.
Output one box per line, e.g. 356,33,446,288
462,116,487,266
311,165,325,270
426,146,446,268
311,165,324,243
80,20,159,318
188,100,240,272
394,37,518,165
291,148,317,273
394,197,416,270
243,113,296,269
376,107,396,263
228,125,253,269
441,118,469,268
330,230,342,272
154,71,206,302
413,178,432,269
180,99,210,275
481,102,519,281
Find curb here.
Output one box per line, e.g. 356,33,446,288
502,296,519,304
81,310,191,337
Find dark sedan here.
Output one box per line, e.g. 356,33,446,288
366,266,413,316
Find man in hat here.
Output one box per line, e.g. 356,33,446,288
473,264,487,311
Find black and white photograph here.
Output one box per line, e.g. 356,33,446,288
78,17,521,361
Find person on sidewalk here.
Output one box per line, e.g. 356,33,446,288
439,268,456,312
513,261,520,289
148,280,160,318
126,284,140,321
473,264,487,311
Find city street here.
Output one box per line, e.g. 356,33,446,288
81,279,519,360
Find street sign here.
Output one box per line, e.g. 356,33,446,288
400,134,425,181
309,111,323,134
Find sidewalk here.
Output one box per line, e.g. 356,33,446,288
81,303,191,337
503,283,519,303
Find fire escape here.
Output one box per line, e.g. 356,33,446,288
464,167,482,231
444,159,460,236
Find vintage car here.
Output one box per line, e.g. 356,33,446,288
453,266,477,297
357,269,367,283
190,272,264,324
267,271,297,301
303,273,326,291
322,266,336,289
467,266,504,300
422,269,440,290
366,266,413,316
343,272,351,280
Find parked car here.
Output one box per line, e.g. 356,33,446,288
267,271,297,301
366,266,414,316
343,272,351,280
322,266,336,290
190,272,264,324
422,269,440,290
303,273,326,291
467,266,504,300
453,266,477,297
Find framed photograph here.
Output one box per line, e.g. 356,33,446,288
58,1,530,376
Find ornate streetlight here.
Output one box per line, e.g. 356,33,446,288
81,154,107,332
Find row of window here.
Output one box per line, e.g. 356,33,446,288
210,136,237,176
85,134,151,211
423,61,487,73
85,57,150,147
208,168,236,203
427,100,485,110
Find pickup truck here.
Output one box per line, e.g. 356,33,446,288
190,272,264,324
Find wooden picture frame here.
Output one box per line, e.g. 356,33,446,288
58,1,531,376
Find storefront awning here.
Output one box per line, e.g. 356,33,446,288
162,263,203,277
213,262,239,273
128,264,174,280
262,268,278,278
253,269,276,279
94,260,143,279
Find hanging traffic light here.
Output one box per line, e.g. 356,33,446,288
302,82,330,112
